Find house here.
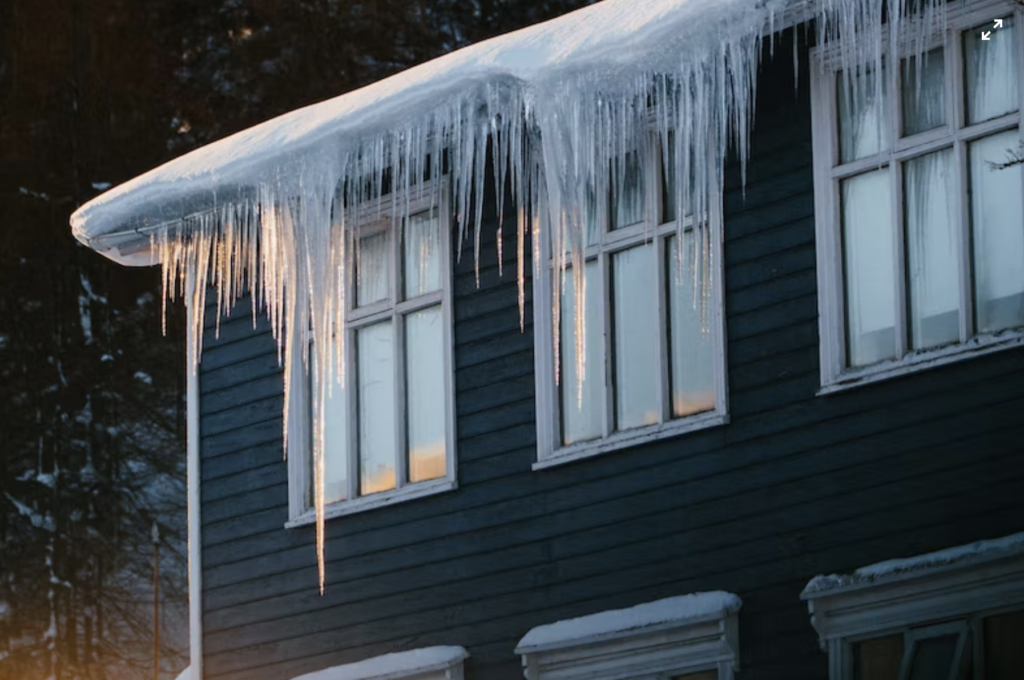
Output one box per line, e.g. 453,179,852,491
70,0,1024,679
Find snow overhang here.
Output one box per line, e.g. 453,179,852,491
69,0,810,266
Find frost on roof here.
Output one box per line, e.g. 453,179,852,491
68,0,954,593
516,592,742,652
803,531,1024,596
288,646,468,680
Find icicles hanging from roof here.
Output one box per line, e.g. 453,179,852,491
111,0,954,593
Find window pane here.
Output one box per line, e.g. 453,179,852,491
405,305,447,483
907,634,959,680
404,209,442,299
561,261,602,445
357,321,397,495
612,244,660,430
905,148,960,350
357,231,390,307
838,65,890,163
964,16,1018,125
321,366,348,504
970,130,1024,334
854,634,904,680
843,169,897,366
902,48,946,136
612,151,645,229
984,610,1024,679
668,234,716,417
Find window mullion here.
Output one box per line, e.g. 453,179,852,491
892,158,909,359
951,27,975,342
347,327,359,501
395,310,408,491
601,249,614,438
656,234,670,424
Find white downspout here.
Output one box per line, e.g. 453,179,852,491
186,270,204,680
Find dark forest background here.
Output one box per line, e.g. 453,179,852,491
0,1,592,678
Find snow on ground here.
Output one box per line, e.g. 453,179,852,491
516,592,742,651
288,646,468,680
803,531,1024,595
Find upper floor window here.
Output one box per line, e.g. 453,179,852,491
532,135,728,469
811,1,1024,392
287,185,456,525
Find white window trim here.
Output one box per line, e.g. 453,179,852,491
288,645,469,680
286,181,457,527
532,135,729,470
811,0,1024,395
800,532,1024,680
515,593,741,680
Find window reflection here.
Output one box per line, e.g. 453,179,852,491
357,321,397,495
406,305,447,482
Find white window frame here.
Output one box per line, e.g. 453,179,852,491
532,133,729,470
801,533,1024,680
286,181,457,526
288,645,469,680
811,0,1024,394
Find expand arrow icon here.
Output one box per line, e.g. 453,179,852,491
982,31,992,40
994,18,1004,29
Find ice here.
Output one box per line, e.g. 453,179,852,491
288,646,468,680
69,0,950,591
516,592,742,652
803,530,1024,595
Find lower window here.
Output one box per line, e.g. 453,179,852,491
802,530,1024,680
851,610,1024,680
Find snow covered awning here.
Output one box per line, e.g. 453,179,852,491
515,592,742,680
801,532,1024,650
288,646,469,680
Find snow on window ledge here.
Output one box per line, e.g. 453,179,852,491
533,412,729,471
800,531,1024,651
288,646,469,680
515,592,741,680
284,478,457,528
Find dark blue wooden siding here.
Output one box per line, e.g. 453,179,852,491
196,31,1024,680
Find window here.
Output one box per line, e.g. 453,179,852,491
811,0,1024,392
532,135,728,468
801,531,1024,680
289,646,469,680
287,185,456,525
515,593,741,680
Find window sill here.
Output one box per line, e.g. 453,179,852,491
533,411,728,471
284,477,457,528
818,329,1024,396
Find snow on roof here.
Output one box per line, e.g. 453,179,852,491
802,531,1024,597
515,592,742,653
288,646,469,680
173,666,191,680
71,0,797,264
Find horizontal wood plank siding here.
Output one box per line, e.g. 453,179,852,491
197,32,1024,680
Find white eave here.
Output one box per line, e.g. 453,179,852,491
69,0,809,266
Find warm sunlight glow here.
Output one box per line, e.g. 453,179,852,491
409,442,447,483
673,391,716,417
